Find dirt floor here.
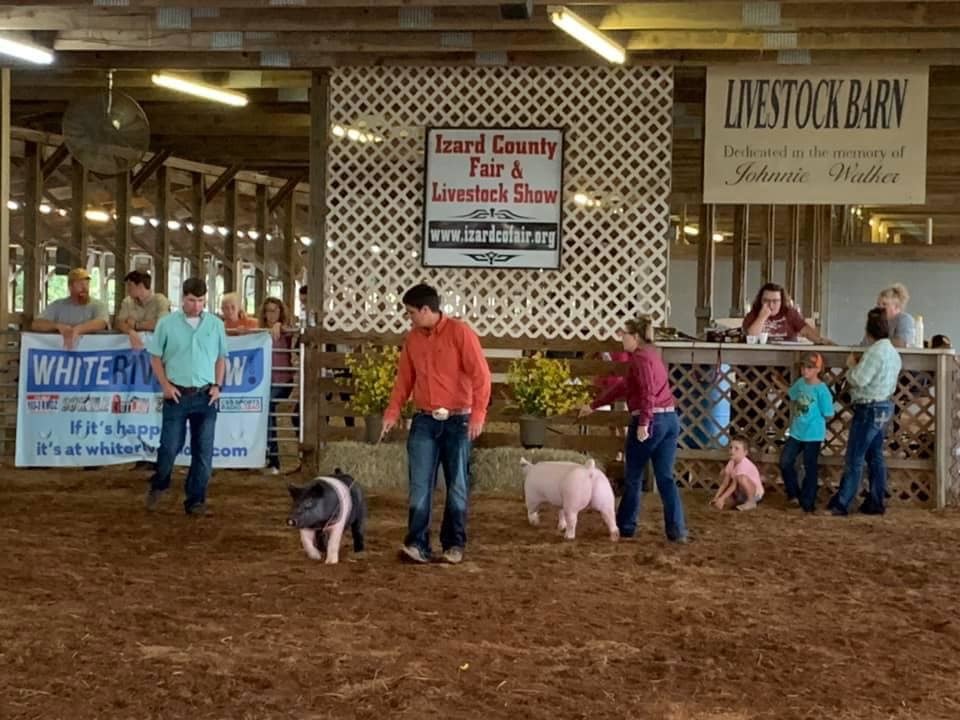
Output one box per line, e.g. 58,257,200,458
2,466,960,720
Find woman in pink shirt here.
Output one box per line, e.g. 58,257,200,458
260,297,298,474
580,316,688,543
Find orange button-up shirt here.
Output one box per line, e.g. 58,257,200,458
384,315,492,426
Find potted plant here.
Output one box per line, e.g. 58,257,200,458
341,345,401,444
506,354,591,448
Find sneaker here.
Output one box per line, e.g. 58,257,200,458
186,503,212,517
145,488,166,512
264,467,280,476
400,545,429,564
670,535,691,544
441,547,464,564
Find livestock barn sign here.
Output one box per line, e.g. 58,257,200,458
422,127,564,268
703,65,929,204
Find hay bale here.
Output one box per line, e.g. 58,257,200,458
316,441,600,494
316,441,408,490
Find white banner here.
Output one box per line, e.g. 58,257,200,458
703,65,929,204
15,332,273,468
422,127,564,268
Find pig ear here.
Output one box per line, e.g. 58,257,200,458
520,457,531,468
334,467,343,475
287,484,303,499
585,458,596,470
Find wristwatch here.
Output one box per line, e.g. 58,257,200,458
213,383,222,391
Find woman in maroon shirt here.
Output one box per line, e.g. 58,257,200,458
580,316,688,542
742,283,830,343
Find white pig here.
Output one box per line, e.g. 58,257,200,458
520,458,619,541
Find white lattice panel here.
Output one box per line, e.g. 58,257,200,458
324,65,673,339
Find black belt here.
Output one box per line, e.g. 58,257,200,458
174,384,213,396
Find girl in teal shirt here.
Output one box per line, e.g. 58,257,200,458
779,352,836,512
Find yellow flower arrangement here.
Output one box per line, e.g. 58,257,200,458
340,346,401,417
507,354,590,418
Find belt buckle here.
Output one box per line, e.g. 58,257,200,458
431,407,450,421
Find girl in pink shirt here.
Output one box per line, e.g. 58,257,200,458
711,438,764,511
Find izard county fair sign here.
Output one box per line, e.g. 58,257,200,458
421,127,564,269
703,66,929,204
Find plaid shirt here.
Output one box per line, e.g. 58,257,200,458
847,338,901,404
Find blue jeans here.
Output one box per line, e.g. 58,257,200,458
828,400,893,515
267,385,293,469
405,413,471,556
779,437,823,512
620,412,687,541
150,391,219,512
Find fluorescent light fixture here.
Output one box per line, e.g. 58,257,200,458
370,243,382,254
6,200,20,211
332,125,346,138
266,233,274,241
346,128,361,141
299,235,313,246
683,225,698,236
548,6,625,64
217,226,229,237
573,192,589,206
185,222,195,232
148,217,160,228
85,209,110,223
237,230,246,239
130,215,147,227
167,220,182,231
39,203,52,215
202,224,215,235
57,208,68,217
247,229,260,240
712,233,724,242
151,73,248,107
0,36,54,65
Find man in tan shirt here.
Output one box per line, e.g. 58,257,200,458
115,270,171,349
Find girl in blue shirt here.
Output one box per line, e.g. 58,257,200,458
779,351,835,512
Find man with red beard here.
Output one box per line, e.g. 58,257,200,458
32,267,109,349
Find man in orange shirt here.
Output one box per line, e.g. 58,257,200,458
381,283,491,565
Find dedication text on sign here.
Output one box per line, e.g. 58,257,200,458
422,127,564,269
703,65,929,204
15,331,273,469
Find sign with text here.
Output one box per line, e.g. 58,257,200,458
703,65,929,204
15,332,273,469
422,127,564,268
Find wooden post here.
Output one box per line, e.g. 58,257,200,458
730,204,749,317
695,203,715,334
71,161,87,268
155,164,170,295
935,351,952,509
763,204,775,284
191,172,205,282
223,179,238,293
785,204,800,302
23,142,42,324
303,69,331,473
114,170,131,317
254,185,267,307
801,205,817,320
0,69,10,329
